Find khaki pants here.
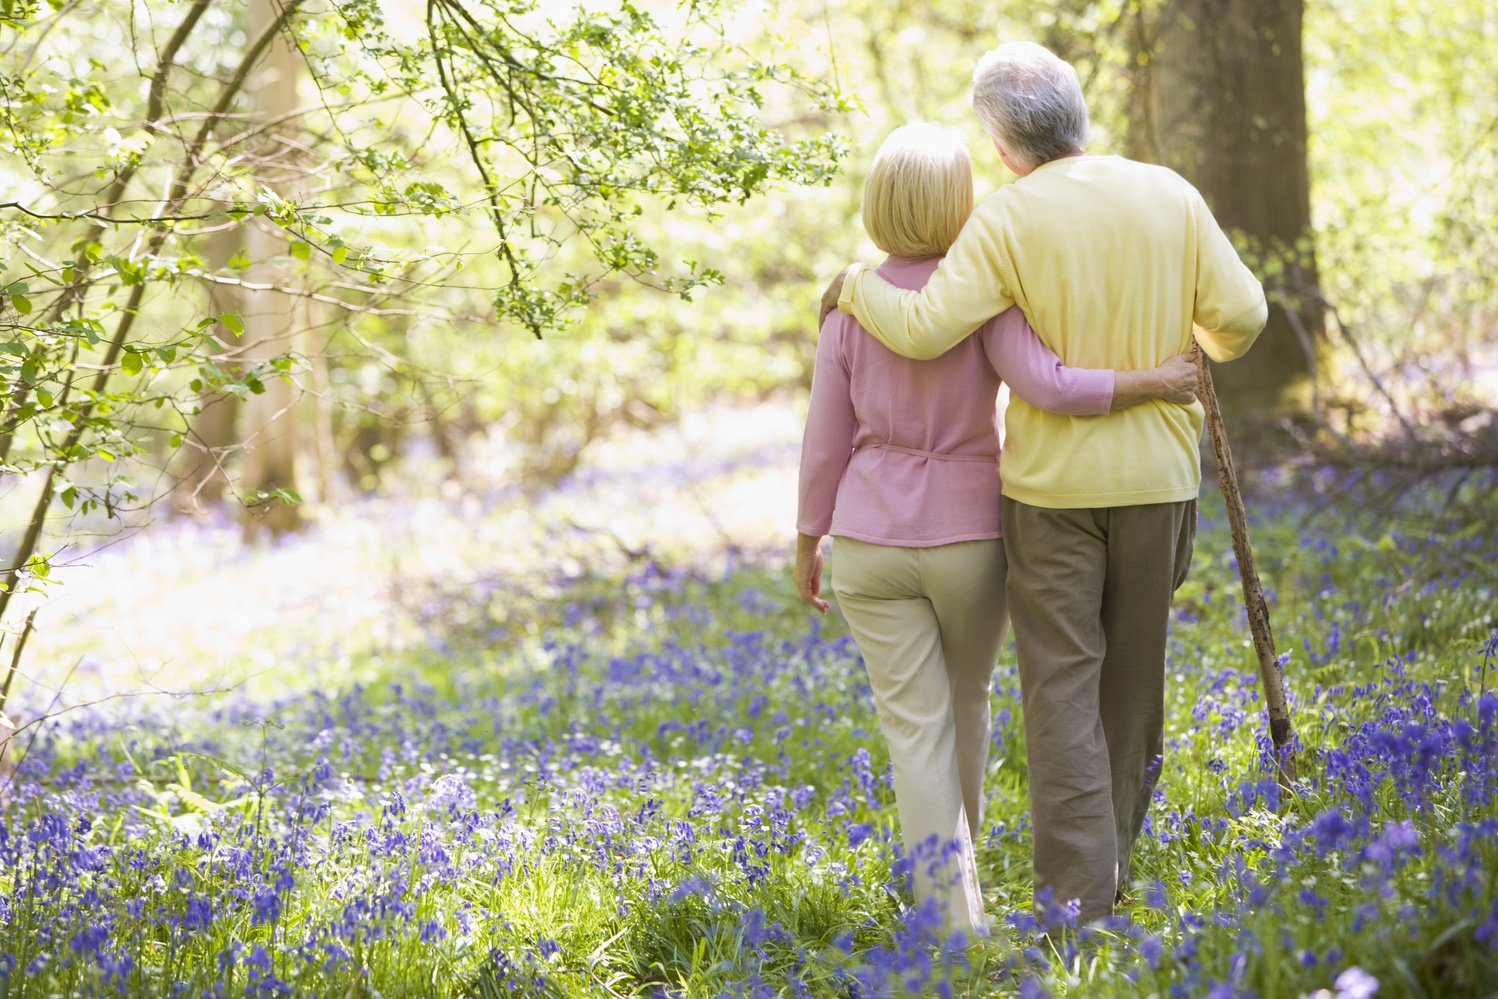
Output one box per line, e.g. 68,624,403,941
1001,499,1195,924
830,536,1009,936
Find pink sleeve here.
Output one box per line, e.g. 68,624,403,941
980,307,1115,415
796,315,857,536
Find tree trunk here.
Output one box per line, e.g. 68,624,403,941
235,0,305,536
175,225,243,513
302,310,338,508
1130,0,1323,425
237,219,303,537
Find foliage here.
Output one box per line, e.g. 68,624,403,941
1,473,1495,996
3,0,1491,570
0,0,845,590
341,0,846,335
1303,0,1498,428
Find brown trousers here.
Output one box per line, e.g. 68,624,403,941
1001,498,1195,924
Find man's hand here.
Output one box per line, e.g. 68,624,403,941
1154,353,1198,405
794,533,830,614
818,266,853,326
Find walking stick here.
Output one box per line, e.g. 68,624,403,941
1195,349,1298,786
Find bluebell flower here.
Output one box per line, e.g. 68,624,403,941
69,920,111,959
1019,977,1052,999
1033,885,1081,932
251,888,282,925
1332,965,1378,999
244,943,273,974
1308,809,1354,853
182,895,214,932
1363,819,1419,870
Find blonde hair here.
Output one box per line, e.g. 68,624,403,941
862,123,974,257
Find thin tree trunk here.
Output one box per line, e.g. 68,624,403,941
175,225,245,512
303,309,338,507
0,608,38,804
236,217,303,536
235,0,306,537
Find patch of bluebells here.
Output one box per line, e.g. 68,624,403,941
1121,642,1498,995
3,490,1498,996
0,559,977,994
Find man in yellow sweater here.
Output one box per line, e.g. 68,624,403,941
821,42,1267,924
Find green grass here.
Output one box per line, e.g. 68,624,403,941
1,475,1496,997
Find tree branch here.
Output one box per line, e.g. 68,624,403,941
426,0,530,329
0,0,307,627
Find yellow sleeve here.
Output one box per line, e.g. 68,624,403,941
837,196,1018,361
1189,187,1269,363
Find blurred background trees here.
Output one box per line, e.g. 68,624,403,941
1126,0,1321,417
1,0,1494,623
0,0,847,613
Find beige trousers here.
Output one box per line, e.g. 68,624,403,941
1001,499,1195,924
830,536,1009,936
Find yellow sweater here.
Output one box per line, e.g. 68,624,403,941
839,154,1268,509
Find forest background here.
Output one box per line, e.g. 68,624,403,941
3,0,1493,562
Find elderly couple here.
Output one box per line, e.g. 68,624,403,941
793,42,1266,935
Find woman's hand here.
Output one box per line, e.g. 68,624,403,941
1155,352,1200,405
1108,352,1201,411
794,533,830,614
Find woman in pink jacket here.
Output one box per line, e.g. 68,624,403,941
793,122,1196,936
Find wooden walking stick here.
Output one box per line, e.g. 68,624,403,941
1195,349,1298,785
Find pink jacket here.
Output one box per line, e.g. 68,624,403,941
797,256,1114,546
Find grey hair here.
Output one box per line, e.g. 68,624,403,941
970,42,1089,170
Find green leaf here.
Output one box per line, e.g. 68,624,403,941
120,350,142,376
245,487,302,509
290,240,311,262
221,313,245,335
11,294,32,314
